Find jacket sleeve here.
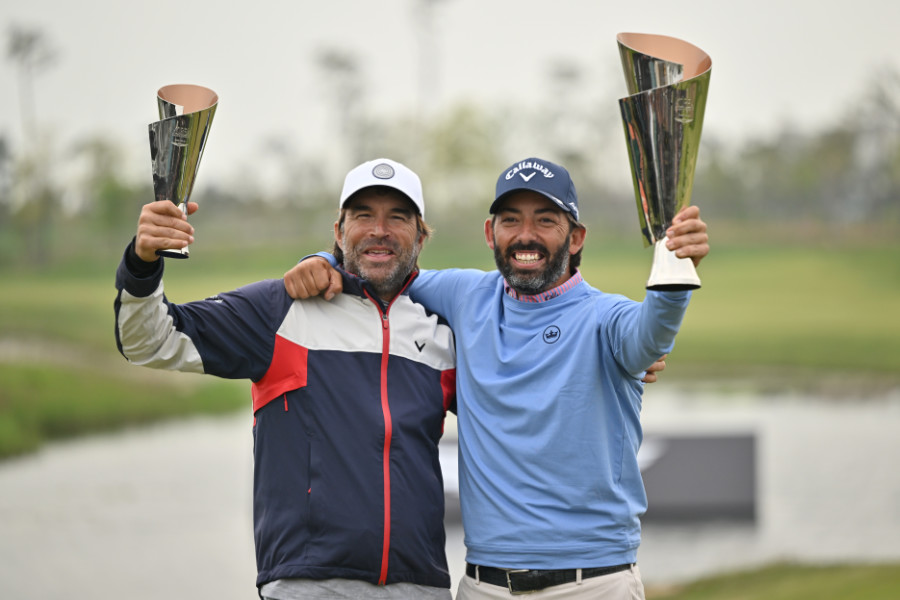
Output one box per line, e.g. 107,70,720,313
114,242,290,381
605,290,692,379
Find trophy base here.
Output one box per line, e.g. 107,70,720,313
646,237,701,291
156,247,190,259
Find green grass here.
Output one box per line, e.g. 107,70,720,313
573,240,900,381
646,562,900,599
667,245,900,372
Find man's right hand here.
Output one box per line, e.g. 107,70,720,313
284,257,343,301
135,201,198,262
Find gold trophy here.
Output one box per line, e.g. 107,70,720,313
617,33,711,290
148,84,218,258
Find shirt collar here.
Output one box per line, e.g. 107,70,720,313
504,270,583,303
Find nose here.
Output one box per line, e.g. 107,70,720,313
370,215,390,238
515,218,539,243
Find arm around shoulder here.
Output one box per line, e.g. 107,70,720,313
284,253,342,300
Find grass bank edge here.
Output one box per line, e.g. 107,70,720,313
645,561,900,600
0,363,248,460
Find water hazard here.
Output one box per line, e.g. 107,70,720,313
1,387,899,598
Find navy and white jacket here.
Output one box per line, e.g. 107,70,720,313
114,243,457,591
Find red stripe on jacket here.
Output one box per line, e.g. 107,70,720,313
378,309,393,585
251,335,308,413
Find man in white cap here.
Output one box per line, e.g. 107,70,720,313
283,156,709,599
114,158,457,599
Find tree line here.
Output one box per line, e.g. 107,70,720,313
2,26,898,268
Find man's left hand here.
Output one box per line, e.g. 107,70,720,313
642,355,667,384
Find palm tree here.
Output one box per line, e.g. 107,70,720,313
7,24,56,141
6,25,58,264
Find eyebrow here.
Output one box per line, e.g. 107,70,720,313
496,205,563,217
348,202,414,217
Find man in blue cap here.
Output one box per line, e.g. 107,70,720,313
284,157,710,599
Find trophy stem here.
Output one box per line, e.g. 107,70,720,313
646,237,701,291
155,202,190,259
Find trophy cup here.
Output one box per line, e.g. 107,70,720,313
148,84,218,258
617,33,711,290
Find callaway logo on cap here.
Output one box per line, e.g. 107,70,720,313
491,157,580,221
340,158,425,217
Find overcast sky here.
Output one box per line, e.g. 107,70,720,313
2,0,899,188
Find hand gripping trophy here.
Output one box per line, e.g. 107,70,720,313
617,33,711,290
148,84,218,258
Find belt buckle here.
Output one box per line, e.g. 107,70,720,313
506,569,533,595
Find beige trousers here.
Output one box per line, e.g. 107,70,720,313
456,565,645,600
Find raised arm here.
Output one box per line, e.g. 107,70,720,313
116,201,287,380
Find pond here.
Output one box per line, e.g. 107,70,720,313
1,386,898,598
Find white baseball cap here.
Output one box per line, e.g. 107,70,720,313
339,158,425,218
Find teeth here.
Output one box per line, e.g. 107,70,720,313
515,252,540,263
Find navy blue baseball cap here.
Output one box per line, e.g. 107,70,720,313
491,157,580,222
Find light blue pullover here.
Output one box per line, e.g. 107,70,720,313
408,268,691,569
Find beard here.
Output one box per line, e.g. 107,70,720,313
494,236,571,296
342,235,420,299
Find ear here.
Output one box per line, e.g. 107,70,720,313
333,221,343,252
484,218,495,250
569,224,586,255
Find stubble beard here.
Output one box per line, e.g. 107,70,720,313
342,235,420,299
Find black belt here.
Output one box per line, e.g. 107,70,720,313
465,562,634,594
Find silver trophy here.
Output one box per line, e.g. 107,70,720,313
148,84,218,258
617,33,711,290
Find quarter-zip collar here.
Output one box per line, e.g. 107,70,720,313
336,265,419,311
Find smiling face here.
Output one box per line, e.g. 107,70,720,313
486,190,586,295
336,188,425,300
